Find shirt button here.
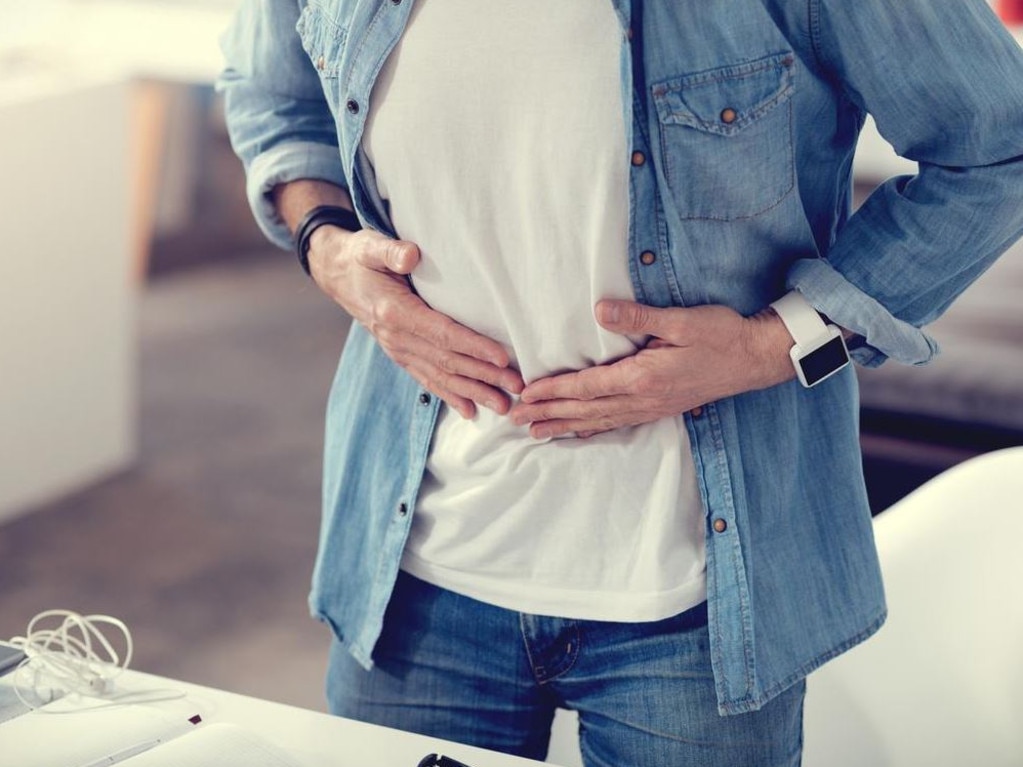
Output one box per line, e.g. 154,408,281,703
418,392,431,405
720,107,737,124
631,151,646,167
713,518,728,533
316,55,325,71
640,251,656,266
690,406,704,418
346,99,360,114
398,502,408,516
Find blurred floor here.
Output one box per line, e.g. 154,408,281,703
0,252,351,711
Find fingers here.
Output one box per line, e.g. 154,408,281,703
519,359,635,403
511,397,652,439
373,296,523,391
402,358,476,419
401,300,513,371
315,229,526,415
402,357,514,418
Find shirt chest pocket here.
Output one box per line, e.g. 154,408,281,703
652,52,796,222
296,4,347,81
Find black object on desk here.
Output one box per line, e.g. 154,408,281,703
418,754,476,767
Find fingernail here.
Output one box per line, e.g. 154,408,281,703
394,247,414,271
533,426,552,440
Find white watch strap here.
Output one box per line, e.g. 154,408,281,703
770,290,828,347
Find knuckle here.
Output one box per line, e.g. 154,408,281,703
373,297,400,327
426,317,454,348
574,381,594,401
436,351,459,374
433,368,459,392
375,326,396,347
628,304,651,330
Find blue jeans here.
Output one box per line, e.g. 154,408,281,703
326,572,804,766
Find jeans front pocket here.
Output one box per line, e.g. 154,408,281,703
653,52,796,222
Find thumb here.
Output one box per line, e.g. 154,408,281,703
595,299,676,339
384,239,420,274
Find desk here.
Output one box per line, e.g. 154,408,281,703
1,669,556,767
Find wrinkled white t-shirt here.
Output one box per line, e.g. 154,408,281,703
364,0,706,621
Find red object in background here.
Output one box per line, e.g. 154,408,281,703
997,0,1023,25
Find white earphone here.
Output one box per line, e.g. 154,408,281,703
7,610,133,706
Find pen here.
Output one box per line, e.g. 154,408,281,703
79,713,202,767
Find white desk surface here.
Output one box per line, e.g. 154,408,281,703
50,669,554,767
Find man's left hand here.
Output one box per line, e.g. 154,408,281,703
509,299,794,439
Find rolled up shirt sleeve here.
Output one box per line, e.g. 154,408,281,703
217,0,348,250
790,0,1023,368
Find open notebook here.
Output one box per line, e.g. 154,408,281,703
0,699,302,767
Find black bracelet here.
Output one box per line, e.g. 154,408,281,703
294,205,362,276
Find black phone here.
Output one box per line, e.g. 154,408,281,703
0,641,26,677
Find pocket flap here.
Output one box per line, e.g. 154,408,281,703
296,4,347,78
653,52,795,136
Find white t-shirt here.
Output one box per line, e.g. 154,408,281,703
364,0,706,621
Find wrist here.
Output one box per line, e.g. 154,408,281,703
307,224,357,283
745,309,798,388
768,291,852,387
294,205,362,277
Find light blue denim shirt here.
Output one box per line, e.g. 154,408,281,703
219,0,1023,715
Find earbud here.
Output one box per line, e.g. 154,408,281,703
7,610,132,707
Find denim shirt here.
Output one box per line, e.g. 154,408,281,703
219,0,1023,715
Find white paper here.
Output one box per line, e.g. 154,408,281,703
0,702,187,767
117,723,302,767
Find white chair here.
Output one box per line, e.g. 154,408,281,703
804,446,1023,766
548,447,1023,765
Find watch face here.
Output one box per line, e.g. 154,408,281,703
801,335,850,386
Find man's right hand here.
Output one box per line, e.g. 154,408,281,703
307,225,524,418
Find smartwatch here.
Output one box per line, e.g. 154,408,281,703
769,291,850,388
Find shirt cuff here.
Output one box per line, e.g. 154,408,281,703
787,257,939,368
246,141,349,251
